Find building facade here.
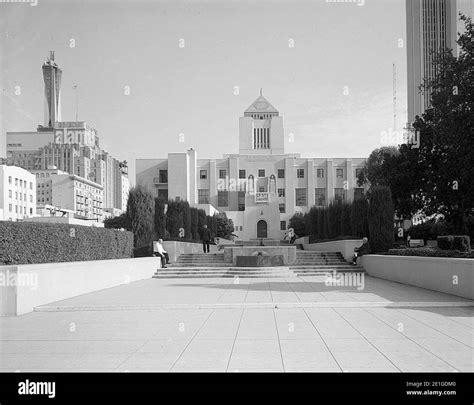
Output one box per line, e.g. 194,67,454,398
5,53,129,215
406,0,474,124
137,94,366,240
31,168,104,221
0,165,36,221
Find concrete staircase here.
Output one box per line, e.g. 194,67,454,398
290,251,364,276
153,250,364,279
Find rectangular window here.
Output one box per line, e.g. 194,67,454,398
239,226,243,231
8,176,12,184
336,168,344,178
9,204,12,212
217,191,228,207
277,169,285,179
315,188,326,206
279,203,286,213
157,189,168,200
198,189,209,204
239,169,246,179
200,170,207,180
317,168,324,178
9,190,12,198
219,169,226,179
258,169,265,177
297,169,305,178
335,188,346,203
278,188,285,197
280,221,286,231
355,168,362,178
295,188,307,206
238,191,245,211
159,170,168,183
354,188,365,200
30,182,33,190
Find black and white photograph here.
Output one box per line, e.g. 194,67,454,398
0,0,473,400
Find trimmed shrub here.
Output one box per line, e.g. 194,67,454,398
452,236,471,252
368,186,394,253
340,202,352,236
104,213,130,230
387,247,474,258
190,207,199,241
126,185,155,252
289,212,306,237
350,198,369,238
437,235,471,252
0,222,133,265
166,199,183,239
154,197,166,240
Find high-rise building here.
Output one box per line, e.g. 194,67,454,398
5,53,129,216
137,93,366,240
42,51,62,128
406,0,474,124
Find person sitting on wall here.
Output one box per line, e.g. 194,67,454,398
351,237,370,265
153,239,170,268
201,224,212,253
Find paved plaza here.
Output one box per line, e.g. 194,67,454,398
1,275,473,372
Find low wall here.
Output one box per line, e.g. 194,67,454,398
303,239,363,261
162,241,218,262
361,255,474,300
0,257,159,316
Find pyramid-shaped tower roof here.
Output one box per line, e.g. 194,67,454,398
244,91,279,115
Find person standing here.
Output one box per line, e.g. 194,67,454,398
201,224,211,253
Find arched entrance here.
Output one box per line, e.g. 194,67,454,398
257,220,267,238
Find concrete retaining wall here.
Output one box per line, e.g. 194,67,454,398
303,239,363,262
361,255,474,300
162,241,218,262
0,257,159,316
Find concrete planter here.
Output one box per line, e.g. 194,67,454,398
162,241,219,262
361,255,474,300
303,239,363,262
0,257,159,316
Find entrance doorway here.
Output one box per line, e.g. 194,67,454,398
257,220,268,238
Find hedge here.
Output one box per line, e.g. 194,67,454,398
437,235,471,252
0,222,133,265
387,247,474,258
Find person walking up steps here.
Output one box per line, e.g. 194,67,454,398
201,224,211,253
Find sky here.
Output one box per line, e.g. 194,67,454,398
0,0,407,183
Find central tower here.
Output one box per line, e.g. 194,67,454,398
238,90,284,155
42,51,62,128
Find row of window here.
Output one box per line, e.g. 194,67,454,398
7,176,34,189
211,188,364,208
7,190,34,203
156,167,364,183
8,204,33,215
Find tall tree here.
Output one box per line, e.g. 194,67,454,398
126,185,154,250
153,197,166,240
368,186,394,253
